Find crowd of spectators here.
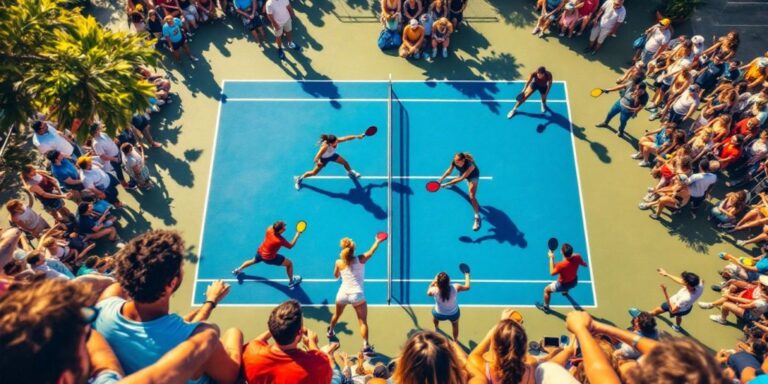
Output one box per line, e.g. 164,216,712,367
3,0,768,382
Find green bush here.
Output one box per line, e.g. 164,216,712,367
660,0,705,21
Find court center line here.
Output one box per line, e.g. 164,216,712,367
224,98,568,103
294,176,494,180
197,278,594,284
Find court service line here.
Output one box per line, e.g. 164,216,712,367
224,98,568,103
197,278,594,284
293,175,494,180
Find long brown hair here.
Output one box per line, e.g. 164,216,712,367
339,238,356,266
492,319,528,384
392,331,465,384
436,272,451,302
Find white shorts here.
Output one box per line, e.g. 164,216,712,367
336,290,365,306
589,24,611,44
273,18,292,36
183,5,199,22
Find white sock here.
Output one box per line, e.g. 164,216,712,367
474,214,480,219
363,340,369,348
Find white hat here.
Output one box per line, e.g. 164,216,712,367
409,18,419,28
691,35,705,45
759,57,768,68
760,274,768,286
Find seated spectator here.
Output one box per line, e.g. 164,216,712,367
713,134,744,169
121,143,153,190
40,234,95,269
234,0,267,45
467,319,537,383
6,191,50,238
661,84,701,126
94,230,242,382
76,156,123,207
430,17,453,59
392,330,467,384
703,31,740,62
0,278,222,384
741,54,768,91
161,15,200,63
557,1,579,38
20,164,73,223
178,0,200,31
719,339,767,382
130,5,147,33
76,202,119,243
731,192,768,234
710,190,747,226
613,311,658,361
531,0,564,37
629,269,703,332
695,55,728,96
574,0,598,36
448,0,467,31
682,159,719,217
242,299,334,383
197,0,215,22
380,0,401,30
638,177,691,219
427,0,449,24
708,275,768,325
402,0,423,23
26,250,73,279
400,19,425,59
131,113,162,148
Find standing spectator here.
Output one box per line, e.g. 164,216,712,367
595,82,649,137
20,164,73,223
637,19,672,65
77,156,123,207
234,0,267,45
162,15,200,63
31,120,81,158
703,31,740,62
399,18,425,59
121,143,153,190
242,299,333,383
402,0,423,23
47,150,85,198
94,230,242,383
131,113,162,148
660,84,701,126
448,0,468,31
537,243,588,312
265,0,299,60
430,17,454,59
6,190,50,238
681,160,718,216
629,268,703,332
327,236,385,356
695,55,728,96
585,0,625,55
89,122,128,188
427,270,470,341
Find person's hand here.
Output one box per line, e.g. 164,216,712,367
657,267,668,277
315,159,323,167
565,311,593,334
303,328,319,346
548,250,554,258
358,134,364,139
660,284,667,292
205,280,231,304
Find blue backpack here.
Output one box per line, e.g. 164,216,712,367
377,28,401,51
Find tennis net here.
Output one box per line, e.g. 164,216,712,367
386,74,393,305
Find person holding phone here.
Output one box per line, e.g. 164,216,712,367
437,152,482,231
231,220,303,288
427,271,470,341
327,236,385,357
537,243,588,312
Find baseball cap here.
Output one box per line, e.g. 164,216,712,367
759,57,768,68
691,35,704,45
409,18,418,28
565,2,575,10
760,275,768,286
659,18,671,27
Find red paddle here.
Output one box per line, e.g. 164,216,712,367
376,231,388,241
425,181,441,192
363,126,378,137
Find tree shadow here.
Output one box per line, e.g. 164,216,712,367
483,0,537,27
165,30,225,100
656,209,723,254
123,178,178,225
449,186,527,248
292,0,337,27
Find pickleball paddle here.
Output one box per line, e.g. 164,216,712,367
364,126,378,137
426,181,441,192
547,237,559,252
296,220,307,233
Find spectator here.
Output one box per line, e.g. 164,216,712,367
629,268,703,332
403,0,423,23
242,299,334,383
741,55,768,91
197,0,215,22
400,18,425,59
265,0,299,60
31,120,81,158
613,311,658,361
234,0,267,45
719,340,767,382
94,230,242,383
178,0,200,31
682,159,719,216
467,319,538,383
695,55,728,96
595,82,649,137
448,0,467,31
703,31,740,62
47,149,85,201
162,15,200,63
585,0,625,55
76,202,119,243
637,19,672,65
20,164,73,223
380,0,402,31
26,249,73,279
6,191,50,238
77,156,123,207
89,122,128,188
557,1,579,38
708,274,768,326
430,17,453,59
131,113,162,148
574,0,599,36
391,330,467,384
427,0,449,24
710,190,747,226
538,243,587,312
121,143,153,190
427,270,470,341
661,84,701,126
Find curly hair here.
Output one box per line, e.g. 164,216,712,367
0,279,94,384
115,230,184,303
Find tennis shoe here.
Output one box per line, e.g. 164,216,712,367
540,103,546,113
327,327,335,338
506,109,516,119
442,48,448,58
595,122,609,128
287,41,298,50
472,217,481,231
709,314,727,324
698,302,714,309
631,152,642,160
288,275,302,289
294,176,302,190
190,56,200,62
535,302,550,313
672,325,683,332
349,170,361,178
362,345,376,357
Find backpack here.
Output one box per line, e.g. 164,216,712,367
377,29,401,51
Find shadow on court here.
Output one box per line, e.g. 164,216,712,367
448,187,527,248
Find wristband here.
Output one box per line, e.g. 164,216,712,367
204,300,217,309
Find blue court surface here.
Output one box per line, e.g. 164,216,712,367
192,79,597,308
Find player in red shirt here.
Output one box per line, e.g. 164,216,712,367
232,220,303,288
537,243,588,312
242,300,335,384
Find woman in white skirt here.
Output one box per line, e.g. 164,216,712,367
327,235,385,357
427,270,470,341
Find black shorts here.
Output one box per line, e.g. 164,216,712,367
170,36,186,50
449,11,463,23
320,153,339,165
254,252,286,266
530,82,548,94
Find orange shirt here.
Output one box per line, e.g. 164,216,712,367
403,25,424,44
242,340,332,384
553,254,585,283
257,227,291,260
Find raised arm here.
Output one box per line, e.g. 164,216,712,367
359,237,384,263
457,271,471,292
566,312,622,384
337,134,364,143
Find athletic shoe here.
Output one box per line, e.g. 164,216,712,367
326,327,335,338
232,269,241,276
709,314,727,324
649,213,659,220
278,48,286,60
648,113,660,121
628,308,641,318
531,27,541,35
349,170,361,178
558,32,565,37
698,302,714,309
638,202,651,210
672,325,683,333
540,103,546,113
294,176,302,191
442,48,448,58
595,122,609,128
190,56,200,62
711,283,724,292
362,345,376,357
535,302,550,313
737,240,747,247
116,242,126,250
631,152,643,160
288,275,302,288
638,161,650,167
287,41,298,50
506,109,516,119
472,217,481,231
643,193,658,202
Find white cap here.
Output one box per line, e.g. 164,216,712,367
691,35,705,45
409,18,418,28
760,274,768,286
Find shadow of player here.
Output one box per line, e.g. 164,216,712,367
301,179,414,220
448,186,527,248
236,273,313,304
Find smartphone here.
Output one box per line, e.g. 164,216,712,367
543,337,560,348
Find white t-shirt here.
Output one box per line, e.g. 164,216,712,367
92,132,120,159
33,125,74,156
429,284,459,315
81,163,111,190
669,282,703,313
535,362,580,384
644,26,671,53
672,90,699,115
598,1,626,29
265,0,291,25
338,257,365,295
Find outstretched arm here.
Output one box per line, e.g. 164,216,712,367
337,135,364,143
359,237,384,263
444,164,475,186
437,163,455,183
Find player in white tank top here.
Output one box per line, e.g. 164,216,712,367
294,133,368,190
328,235,385,357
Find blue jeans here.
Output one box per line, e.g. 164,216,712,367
604,101,634,134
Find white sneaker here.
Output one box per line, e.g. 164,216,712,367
698,302,714,309
349,170,361,178
507,109,516,119
432,48,437,58
442,48,448,58
737,240,747,247
540,103,546,113
638,161,650,167
287,41,298,50
190,56,200,62
709,314,727,324
294,176,302,190
472,217,481,231
631,152,642,160
638,202,650,210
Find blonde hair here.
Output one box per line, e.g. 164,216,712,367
41,238,57,248
339,238,356,266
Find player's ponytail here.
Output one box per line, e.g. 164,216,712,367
340,237,356,265
436,272,451,302
456,152,474,163
319,134,338,145
493,319,527,384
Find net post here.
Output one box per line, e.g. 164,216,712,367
387,73,393,306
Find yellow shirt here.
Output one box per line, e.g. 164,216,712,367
745,62,766,83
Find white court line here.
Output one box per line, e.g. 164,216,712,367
563,82,599,308
223,79,568,84
224,98,567,103
190,80,225,308
295,176,494,180
197,278,595,283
